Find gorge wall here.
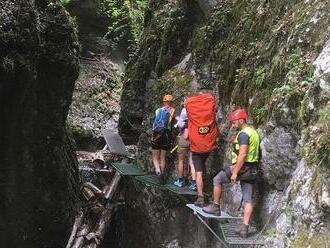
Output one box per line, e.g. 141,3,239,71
0,0,80,247
119,0,330,247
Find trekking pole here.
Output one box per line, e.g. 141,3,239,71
170,145,178,153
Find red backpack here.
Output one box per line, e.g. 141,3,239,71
185,93,218,153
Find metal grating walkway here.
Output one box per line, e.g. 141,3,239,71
135,174,167,189
111,163,147,176
220,221,263,246
165,184,197,195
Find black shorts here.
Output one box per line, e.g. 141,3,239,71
151,131,171,150
192,152,211,172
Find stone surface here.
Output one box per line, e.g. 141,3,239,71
261,127,299,190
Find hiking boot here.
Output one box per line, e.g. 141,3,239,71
235,224,249,238
194,195,206,207
202,203,221,216
174,179,184,187
188,182,197,191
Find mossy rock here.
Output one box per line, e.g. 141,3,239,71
292,229,330,248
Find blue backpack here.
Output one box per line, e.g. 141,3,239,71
152,107,171,133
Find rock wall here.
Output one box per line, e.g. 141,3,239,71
118,0,203,143
119,0,330,246
0,0,80,247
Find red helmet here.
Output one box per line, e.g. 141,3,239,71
229,109,248,123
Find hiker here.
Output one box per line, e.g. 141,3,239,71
202,109,261,238
173,97,196,190
185,91,218,206
151,94,175,177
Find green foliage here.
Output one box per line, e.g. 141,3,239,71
254,67,266,89
125,0,147,40
303,103,330,168
250,104,268,125
59,0,75,6
103,0,134,53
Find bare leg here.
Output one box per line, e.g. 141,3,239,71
189,152,196,180
159,149,167,173
152,149,161,174
213,185,222,205
177,152,185,178
196,171,203,196
243,203,253,225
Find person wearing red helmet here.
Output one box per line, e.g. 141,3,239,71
202,108,260,238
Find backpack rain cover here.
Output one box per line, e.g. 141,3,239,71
186,93,218,153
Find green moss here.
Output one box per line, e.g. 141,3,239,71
254,67,266,89
292,229,329,248
60,0,76,6
303,103,330,168
190,0,329,129
151,69,192,111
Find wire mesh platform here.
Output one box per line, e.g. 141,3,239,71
102,129,128,155
134,174,167,189
165,184,198,195
220,221,263,246
111,163,147,176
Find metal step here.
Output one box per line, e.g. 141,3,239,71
102,129,128,156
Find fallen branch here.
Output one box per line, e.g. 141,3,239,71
72,224,89,248
66,211,84,248
104,172,121,199
66,171,122,248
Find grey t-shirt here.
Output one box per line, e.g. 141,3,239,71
238,132,249,145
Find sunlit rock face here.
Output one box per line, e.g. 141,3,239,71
0,0,80,247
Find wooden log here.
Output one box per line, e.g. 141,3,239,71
104,172,121,199
86,173,121,247
83,182,105,198
72,224,89,248
66,211,84,248
82,187,96,201
67,172,121,248
86,205,115,248
79,167,112,174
